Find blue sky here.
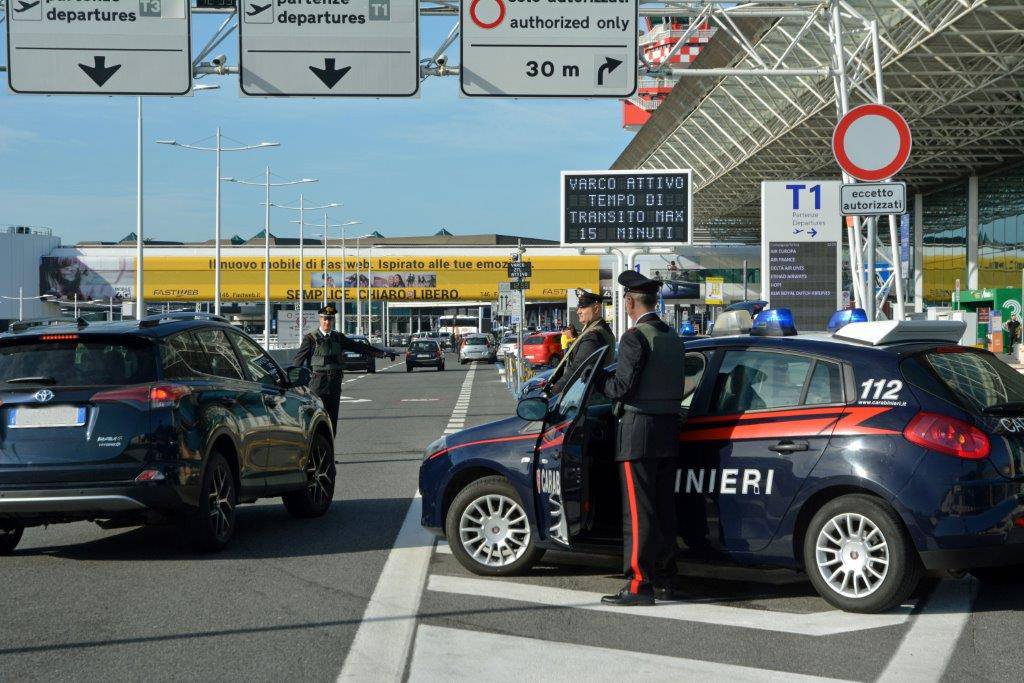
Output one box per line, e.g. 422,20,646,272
0,14,634,245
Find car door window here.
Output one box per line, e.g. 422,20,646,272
554,348,606,422
682,352,707,409
713,350,813,413
804,360,844,405
230,332,283,387
162,331,212,380
192,329,244,381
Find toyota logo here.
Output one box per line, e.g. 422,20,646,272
33,389,54,403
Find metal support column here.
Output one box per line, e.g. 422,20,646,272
914,193,924,313
967,176,979,289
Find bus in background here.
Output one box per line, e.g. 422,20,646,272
438,314,488,350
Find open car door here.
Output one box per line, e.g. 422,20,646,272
534,346,609,548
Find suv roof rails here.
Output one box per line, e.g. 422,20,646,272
8,317,89,334
138,311,231,328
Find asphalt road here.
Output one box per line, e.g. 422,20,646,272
2,354,1022,682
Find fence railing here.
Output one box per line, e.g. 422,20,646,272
501,352,536,396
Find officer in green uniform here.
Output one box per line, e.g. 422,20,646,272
293,305,394,434
547,288,616,394
595,271,685,606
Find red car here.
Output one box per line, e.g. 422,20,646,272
521,331,563,367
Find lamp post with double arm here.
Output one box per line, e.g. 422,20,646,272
155,131,279,316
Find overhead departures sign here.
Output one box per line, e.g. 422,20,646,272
561,170,691,246
238,0,419,96
761,181,842,331
40,254,599,302
461,0,638,97
6,0,192,95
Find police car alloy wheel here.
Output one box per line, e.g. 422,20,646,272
0,523,24,555
803,494,922,613
445,476,545,576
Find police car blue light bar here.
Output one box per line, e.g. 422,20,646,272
750,308,797,337
827,308,868,333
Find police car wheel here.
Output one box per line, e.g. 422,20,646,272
970,565,1023,584
187,451,237,553
445,476,544,576
804,494,921,613
283,433,336,518
0,522,24,555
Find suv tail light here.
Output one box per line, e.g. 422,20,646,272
93,384,191,409
904,412,990,460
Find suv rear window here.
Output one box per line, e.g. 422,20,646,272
912,348,1024,413
410,341,437,352
0,338,157,386
465,336,488,346
524,336,545,345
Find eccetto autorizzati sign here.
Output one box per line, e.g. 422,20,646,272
40,254,599,303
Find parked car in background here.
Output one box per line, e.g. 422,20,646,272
459,334,496,364
0,313,335,555
392,333,410,347
498,334,518,358
343,335,377,373
406,339,445,372
521,331,563,368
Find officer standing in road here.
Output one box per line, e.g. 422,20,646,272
595,272,685,606
293,305,394,434
548,289,616,394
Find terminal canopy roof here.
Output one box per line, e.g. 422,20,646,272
614,0,1024,244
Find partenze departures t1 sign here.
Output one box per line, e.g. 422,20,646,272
561,170,692,246
238,0,418,97
461,0,637,97
6,0,192,95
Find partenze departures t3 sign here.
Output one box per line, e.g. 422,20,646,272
6,0,192,95
461,0,637,97
561,170,692,246
239,0,418,97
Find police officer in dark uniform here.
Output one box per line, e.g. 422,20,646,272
595,271,685,606
547,289,616,394
293,305,395,434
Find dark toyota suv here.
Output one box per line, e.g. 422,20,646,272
0,313,335,555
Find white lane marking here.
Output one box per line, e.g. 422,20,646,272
402,399,440,402
339,396,372,404
877,579,978,682
426,575,913,636
443,428,461,434
337,495,435,682
407,626,852,683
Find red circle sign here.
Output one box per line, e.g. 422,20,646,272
470,0,506,29
832,104,912,182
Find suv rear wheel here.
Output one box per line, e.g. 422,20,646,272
445,476,544,576
187,451,237,553
803,494,921,613
0,522,24,555
283,433,336,518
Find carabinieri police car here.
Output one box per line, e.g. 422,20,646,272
419,309,1024,613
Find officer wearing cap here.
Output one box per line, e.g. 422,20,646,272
548,289,616,394
293,305,395,434
595,271,685,606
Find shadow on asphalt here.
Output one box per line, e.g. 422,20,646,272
13,497,415,561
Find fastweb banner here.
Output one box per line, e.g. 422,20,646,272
41,254,599,303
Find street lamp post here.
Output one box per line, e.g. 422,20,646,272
156,130,278,316
274,199,341,337
289,216,360,333
225,171,317,349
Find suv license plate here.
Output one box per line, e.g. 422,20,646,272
8,406,87,428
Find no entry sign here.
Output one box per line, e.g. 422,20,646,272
832,104,912,182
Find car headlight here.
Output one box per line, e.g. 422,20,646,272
424,435,447,461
